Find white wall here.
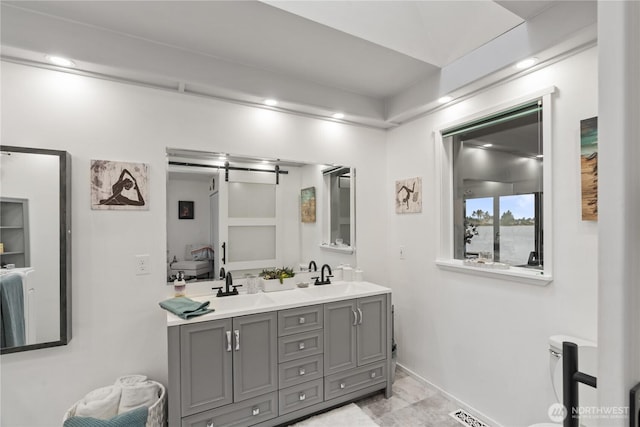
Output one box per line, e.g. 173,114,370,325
597,2,640,423
1,151,60,343
386,47,598,426
0,62,387,426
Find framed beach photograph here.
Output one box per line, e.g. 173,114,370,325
580,116,598,221
178,201,194,219
301,187,316,223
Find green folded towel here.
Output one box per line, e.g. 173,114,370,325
159,297,213,319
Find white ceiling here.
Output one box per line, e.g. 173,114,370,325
0,1,596,128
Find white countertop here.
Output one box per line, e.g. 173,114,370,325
165,281,391,327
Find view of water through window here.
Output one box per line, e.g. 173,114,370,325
465,194,535,266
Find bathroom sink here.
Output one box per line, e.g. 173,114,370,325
209,292,276,313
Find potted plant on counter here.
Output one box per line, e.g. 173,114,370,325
260,267,296,292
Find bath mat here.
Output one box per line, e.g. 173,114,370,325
289,403,378,426
449,408,490,427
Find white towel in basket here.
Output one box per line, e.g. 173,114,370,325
116,375,160,414
74,386,121,420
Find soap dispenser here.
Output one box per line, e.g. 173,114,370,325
174,271,186,297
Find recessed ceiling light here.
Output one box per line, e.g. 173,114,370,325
264,99,278,106
438,96,453,103
536,154,544,158
515,57,538,70
261,160,270,164
218,155,227,161
45,55,75,67
482,143,493,148
332,113,345,119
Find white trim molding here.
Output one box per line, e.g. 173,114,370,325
433,86,556,285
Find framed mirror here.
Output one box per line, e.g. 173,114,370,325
166,149,356,282
0,146,71,354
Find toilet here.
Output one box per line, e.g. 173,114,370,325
529,335,598,427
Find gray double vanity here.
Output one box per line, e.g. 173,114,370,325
166,282,392,427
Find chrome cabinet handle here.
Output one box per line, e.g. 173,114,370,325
298,342,305,350
252,407,260,416
339,383,346,389
370,371,376,379
299,392,306,401
234,330,240,351
206,421,214,427
352,310,358,326
357,308,363,325
225,331,231,352
299,368,306,376
298,317,305,324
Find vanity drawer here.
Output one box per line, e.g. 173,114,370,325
181,392,277,427
278,330,323,363
324,362,386,401
278,305,323,336
278,379,323,415
278,354,323,389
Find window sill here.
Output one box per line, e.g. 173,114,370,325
435,259,552,286
319,244,355,254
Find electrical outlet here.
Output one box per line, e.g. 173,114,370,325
135,254,150,275
399,246,405,260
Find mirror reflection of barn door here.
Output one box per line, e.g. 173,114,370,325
218,170,281,272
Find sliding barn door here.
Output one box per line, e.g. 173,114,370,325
218,170,282,272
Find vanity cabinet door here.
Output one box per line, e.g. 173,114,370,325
324,300,357,375
232,312,278,402
356,295,387,366
180,319,233,416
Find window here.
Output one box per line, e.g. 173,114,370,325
446,100,545,271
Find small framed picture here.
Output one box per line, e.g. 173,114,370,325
178,201,194,219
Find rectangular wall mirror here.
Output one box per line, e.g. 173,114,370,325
0,146,72,354
166,149,356,282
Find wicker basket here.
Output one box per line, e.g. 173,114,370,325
63,381,166,427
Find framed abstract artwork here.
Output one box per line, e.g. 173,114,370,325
178,201,194,219
91,160,148,210
395,177,422,214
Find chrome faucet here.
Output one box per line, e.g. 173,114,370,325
308,260,317,272
313,264,333,286
213,271,242,297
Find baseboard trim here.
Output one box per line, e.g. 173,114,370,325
395,363,503,427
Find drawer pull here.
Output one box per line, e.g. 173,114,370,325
206,421,214,427
298,317,305,324
234,330,240,351
252,407,260,416
339,383,346,389
298,342,305,350
370,371,376,379
357,308,363,325
299,368,306,376
352,310,358,326
299,392,306,401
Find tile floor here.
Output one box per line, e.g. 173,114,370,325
354,368,463,427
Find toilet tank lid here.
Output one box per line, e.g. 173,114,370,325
549,334,597,352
